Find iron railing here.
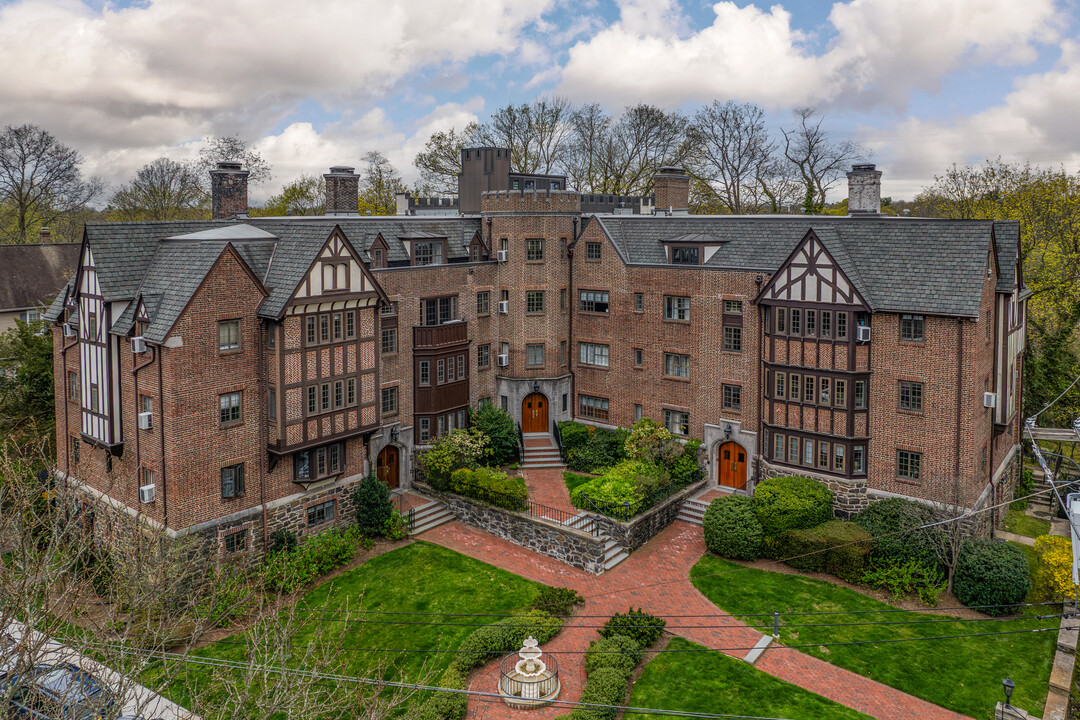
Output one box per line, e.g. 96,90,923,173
499,651,560,702
580,472,702,522
392,492,417,531
552,419,563,460
450,478,596,535
516,423,525,463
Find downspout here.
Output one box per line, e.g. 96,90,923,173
567,218,579,420
257,319,269,553
756,300,765,489
131,345,154,506
60,331,74,474
955,319,964,486
157,345,168,526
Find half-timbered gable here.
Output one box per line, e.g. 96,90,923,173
75,244,123,450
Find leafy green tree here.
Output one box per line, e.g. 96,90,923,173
0,318,55,456
358,151,406,216
251,174,326,217
469,402,517,466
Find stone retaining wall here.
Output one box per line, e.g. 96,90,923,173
591,480,707,552
416,483,607,574
758,460,869,518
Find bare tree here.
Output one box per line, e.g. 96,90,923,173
922,473,983,593
565,103,613,194
781,108,864,214
592,104,690,196
196,135,272,187
108,158,209,221
687,101,778,214
473,96,577,175
0,124,104,244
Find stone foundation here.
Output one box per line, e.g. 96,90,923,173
758,460,869,518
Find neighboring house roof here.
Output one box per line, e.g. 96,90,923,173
0,243,81,313
594,215,1014,318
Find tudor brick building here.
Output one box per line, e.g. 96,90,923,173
46,153,1028,559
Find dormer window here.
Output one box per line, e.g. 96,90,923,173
671,247,699,264
413,242,444,266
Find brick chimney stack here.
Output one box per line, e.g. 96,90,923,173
39,227,51,244
653,166,690,215
210,162,249,220
324,166,360,216
847,164,882,215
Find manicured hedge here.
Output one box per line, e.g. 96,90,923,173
953,540,1031,616
853,498,941,569
449,467,528,511
772,520,872,582
753,475,833,539
584,634,643,677
599,607,665,647
702,495,763,560
569,611,660,720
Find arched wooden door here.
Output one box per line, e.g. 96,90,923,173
376,445,399,489
522,393,548,433
718,441,747,488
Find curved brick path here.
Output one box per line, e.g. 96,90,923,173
420,480,972,720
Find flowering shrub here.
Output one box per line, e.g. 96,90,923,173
1034,535,1077,601
419,429,490,490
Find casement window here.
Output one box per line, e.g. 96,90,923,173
332,312,343,341
437,359,446,384
218,319,240,351
853,445,866,474
723,326,742,352
372,248,385,268
448,355,457,380
318,383,330,411
803,375,815,404
723,299,743,314
223,530,246,554
663,409,689,436
560,341,567,365
478,344,490,368
294,443,343,482
307,500,335,527
437,415,446,436
664,353,690,379
306,316,317,345
834,380,846,406
381,327,397,354
900,314,925,342
500,237,509,254
634,293,644,311
634,404,643,422
219,391,242,424
634,348,644,367
897,450,921,480
346,379,355,406
142,467,155,490
477,291,490,316
413,241,444,266
320,314,330,343
501,395,508,412
221,463,245,499
381,386,398,414
68,372,79,401
790,309,802,335
788,436,799,464
578,290,610,313
854,380,867,409
418,360,430,386
671,246,699,264
87,312,97,340
788,374,800,402
820,311,832,338
899,381,923,412
560,239,567,259
334,380,344,409
526,238,544,261
774,372,786,399
344,312,355,339
307,386,317,414
775,308,786,333
819,442,830,469
805,310,816,336
586,242,602,260
419,417,431,443
19,309,40,323
664,296,690,321
834,445,845,472
381,301,398,317
579,342,610,367
526,290,545,313
804,439,814,466
722,384,741,410
579,394,609,420
560,288,567,311
71,436,80,463
774,434,785,460
836,312,848,339
421,296,458,326
819,378,830,404
527,344,545,366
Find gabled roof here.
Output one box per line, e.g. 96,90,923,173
594,215,1006,317
0,243,81,312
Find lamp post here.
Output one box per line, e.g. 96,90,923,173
1002,678,1015,709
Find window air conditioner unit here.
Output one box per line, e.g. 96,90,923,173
498,300,510,314
983,392,998,409
497,250,509,263
63,323,76,338
131,336,148,354
856,326,871,343
138,411,153,430
139,484,156,504
497,353,510,367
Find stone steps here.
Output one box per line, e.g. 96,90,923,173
408,499,455,535
521,438,566,469
677,498,709,525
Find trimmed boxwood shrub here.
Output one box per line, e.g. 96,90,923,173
853,498,941,569
599,607,665,647
702,495,763,560
772,520,872,582
569,666,627,720
753,475,833,538
352,473,394,536
953,539,1031,616
449,467,528,510
583,634,643,677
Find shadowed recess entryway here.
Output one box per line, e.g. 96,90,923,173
377,445,399,489
522,393,548,434
718,441,746,488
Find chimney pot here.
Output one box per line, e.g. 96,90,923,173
324,166,359,216
210,163,249,219
847,164,882,215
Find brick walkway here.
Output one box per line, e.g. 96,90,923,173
521,467,576,515
420,494,972,720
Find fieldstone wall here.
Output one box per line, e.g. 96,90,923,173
417,482,607,574
758,460,869,518
592,480,706,552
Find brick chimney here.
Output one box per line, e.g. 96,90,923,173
39,227,51,244
324,166,359,216
847,164,882,215
211,162,249,219
653,166,689,215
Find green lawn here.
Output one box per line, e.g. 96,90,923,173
159,542,544,708
1004,507,1051,538
563,471,594,495
691,554,1058,720
624,637,870,720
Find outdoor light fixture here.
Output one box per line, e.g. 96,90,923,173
390,426,399,442
724,424,732,439
533,381,540,393
1002,678,1015,708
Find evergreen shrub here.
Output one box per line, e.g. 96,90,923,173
953,539,1031,615
853,498,940,568
773,520,871,581
352,473,394,536
702,495,763,560
752,475,833,539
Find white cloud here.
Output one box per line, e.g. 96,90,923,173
558,0,1062,110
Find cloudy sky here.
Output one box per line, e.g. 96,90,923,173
0,0,1076,202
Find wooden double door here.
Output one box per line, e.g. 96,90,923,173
522,393,548,433
376,445,399,489
718,441,747,488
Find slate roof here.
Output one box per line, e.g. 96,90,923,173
0,243,81,312
594,215,1014,318
993,221,1020,292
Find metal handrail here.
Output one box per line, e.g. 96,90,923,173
516,423,525,462
449,478,596,535
552,419,563,460
580,472,702,521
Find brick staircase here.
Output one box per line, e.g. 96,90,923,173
677,497,709,525
521,432,566,469
408,497,455,535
